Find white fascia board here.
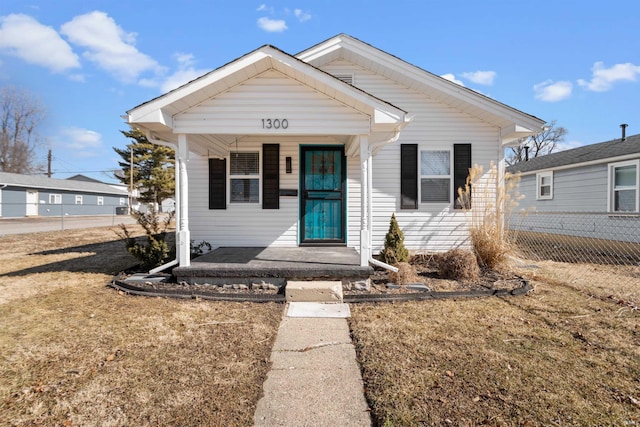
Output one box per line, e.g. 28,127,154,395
501,123,540,146
128,109,173,128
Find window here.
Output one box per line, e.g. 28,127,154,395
49,194,62,204
75,195,83,205
420,150,451,203
97,196,104,206
230,151,259,203
120,198,126,206
536,171,553,200
609,160,639,212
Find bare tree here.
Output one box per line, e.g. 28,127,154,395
0,86,46,174
506,120,567,165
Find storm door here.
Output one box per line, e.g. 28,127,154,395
300,147,346,244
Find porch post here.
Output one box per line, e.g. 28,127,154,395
359,135,370,266
177,134,191,267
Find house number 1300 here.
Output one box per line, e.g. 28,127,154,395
261,119,288,129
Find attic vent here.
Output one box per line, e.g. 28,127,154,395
333,73,354,85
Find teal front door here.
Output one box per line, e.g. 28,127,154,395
300,147,346,244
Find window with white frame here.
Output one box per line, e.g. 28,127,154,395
536,171,553,200
609,160,639,212
49,194,62,204
75,195,83,205
230,151,259,203
120,198,126,206
97,196,104,206
420,150,451,203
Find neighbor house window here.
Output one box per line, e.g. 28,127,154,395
609,160,639,212
230,151,259,203
420,150,451,203
536,171,553,200
49,194,62,204
75,195,83,205
120,198,126,206
97,196,104,206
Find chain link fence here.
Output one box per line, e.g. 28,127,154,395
507,211,640,305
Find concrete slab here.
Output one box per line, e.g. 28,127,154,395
286,280,343,302
287,302,351,318
254,315,371,426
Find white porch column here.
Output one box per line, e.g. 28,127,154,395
177,134,191,267
359,134,370,266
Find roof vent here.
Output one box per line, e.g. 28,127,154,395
333,73,354,85
620,123,628,142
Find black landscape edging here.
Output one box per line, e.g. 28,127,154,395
109,276,531,304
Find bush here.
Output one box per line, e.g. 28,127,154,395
436,249,480,282
117,206,175,271
388,262,419,285
380,213,409,264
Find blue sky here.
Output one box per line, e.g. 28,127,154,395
1,0,639,183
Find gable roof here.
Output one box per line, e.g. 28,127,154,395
297,34,545,144
127,43,409,145
507,133,640,174
0,172,128,195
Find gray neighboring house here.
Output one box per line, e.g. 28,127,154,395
507,132,640,242
0,172,129,218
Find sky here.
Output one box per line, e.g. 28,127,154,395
0,0,639,183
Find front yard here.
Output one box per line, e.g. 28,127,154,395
0,226,638,426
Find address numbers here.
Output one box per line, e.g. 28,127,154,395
261,118,289,129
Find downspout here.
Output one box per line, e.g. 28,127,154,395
366,131,402,273
144,132,181,274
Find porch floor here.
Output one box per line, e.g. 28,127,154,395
173,246,373,285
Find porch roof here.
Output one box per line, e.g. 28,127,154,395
126,44,410,148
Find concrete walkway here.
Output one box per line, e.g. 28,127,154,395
254,303,371,426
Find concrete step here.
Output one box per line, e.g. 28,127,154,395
285,280,343,303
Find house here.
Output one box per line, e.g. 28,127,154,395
507,131,640,242
0,171,129,218
126,34,545,268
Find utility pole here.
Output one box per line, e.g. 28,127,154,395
47,149,52,178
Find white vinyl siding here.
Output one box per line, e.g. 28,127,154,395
49,194,62,204
537,171,553,200
321,60,497,252
609,160,639,212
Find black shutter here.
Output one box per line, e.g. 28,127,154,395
400,144,418,209
262,144,279,209
453,144,472,209
209,158,226,210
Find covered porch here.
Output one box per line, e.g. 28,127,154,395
173,246,373,286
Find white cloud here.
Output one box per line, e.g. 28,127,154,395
257,16,287,32
294,9,312,22
533,79,572,102
440,73,465,86
578,61,640,92
461,70,496,85
60,11,164,84
556,140,584,152
158,52,209,93
0,14,80,73
60,126,103,157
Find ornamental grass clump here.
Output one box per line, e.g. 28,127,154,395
436,249,480,282
458,162,523,270
380,213,409,264
388,262,420,285
117,206,175,271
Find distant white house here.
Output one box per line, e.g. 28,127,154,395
0,172,129,218
507,132,640,242
126,34,544,267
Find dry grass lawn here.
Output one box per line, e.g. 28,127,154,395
350,264,640,426
0,226,282,427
